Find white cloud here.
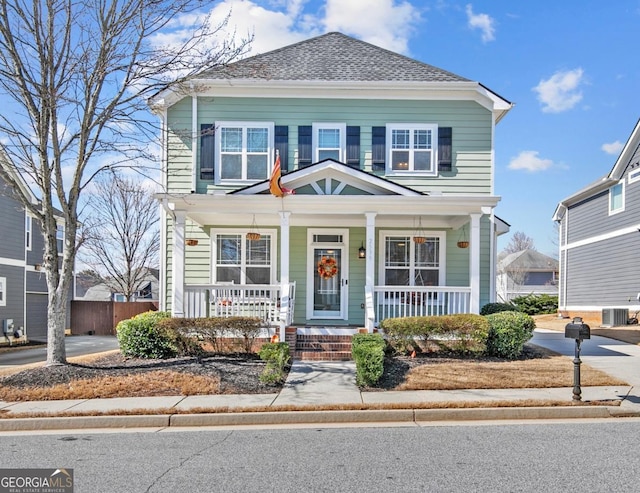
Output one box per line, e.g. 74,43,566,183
533,68,584,113
323,0,422,54
465,4,495,43
508,151,553,172
157,0,423,59
601,140,624,155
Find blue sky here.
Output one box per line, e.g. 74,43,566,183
174,0,640,256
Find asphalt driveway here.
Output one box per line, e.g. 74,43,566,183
0,336,119,367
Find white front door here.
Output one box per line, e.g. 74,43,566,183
307,229,349,320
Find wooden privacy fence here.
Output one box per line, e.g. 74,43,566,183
71,301,158,335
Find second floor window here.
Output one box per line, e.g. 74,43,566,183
313,123,346,162
387,124,438,175
216,122,273,183
25,215,32,250
609,182,624,215
56,223,64,253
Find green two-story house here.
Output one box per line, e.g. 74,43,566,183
150,32,512,341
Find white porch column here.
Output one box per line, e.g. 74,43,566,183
172,211,186,318
365,212,377,332
469,213,482,313
279,211,291,341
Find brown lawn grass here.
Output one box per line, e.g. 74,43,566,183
0,370,221,402
398,351,626,391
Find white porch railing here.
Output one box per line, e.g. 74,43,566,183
373,286,472,323
184,282,296,326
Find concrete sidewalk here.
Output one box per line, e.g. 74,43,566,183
1,329,639,431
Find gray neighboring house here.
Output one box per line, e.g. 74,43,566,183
554,119,640,326
74,269,160,302
0,154,71,343
496,249,558,302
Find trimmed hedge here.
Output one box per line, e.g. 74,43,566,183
351,333,386,387
485,311,536,359
511,294,558,315
480,302,519,315
116,311,178,359
259,342,291,384
379,314,490,354
156,316,263,354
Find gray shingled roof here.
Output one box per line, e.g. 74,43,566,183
498,250,559,272
197,32,469,83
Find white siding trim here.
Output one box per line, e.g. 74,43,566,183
561,223,640,251
0,257,26,267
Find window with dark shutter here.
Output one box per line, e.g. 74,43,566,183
438,127,452,173
298,125,312,168
372,126,386,172
275,126,289,172
346,126,360,168
200,123,215,180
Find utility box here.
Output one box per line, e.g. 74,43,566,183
2,319,14,334
565,317,590,341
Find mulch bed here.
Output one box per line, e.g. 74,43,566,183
0,352,279,395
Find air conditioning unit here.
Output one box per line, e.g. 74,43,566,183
602,308,628,327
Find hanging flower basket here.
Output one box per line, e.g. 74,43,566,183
457,240,469,249
186,239,199,246
247,232,261,241
317,256,338,280
413,236,427,244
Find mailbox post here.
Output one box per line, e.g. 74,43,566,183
564,317,591,401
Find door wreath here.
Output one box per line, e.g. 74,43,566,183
317,256,338,280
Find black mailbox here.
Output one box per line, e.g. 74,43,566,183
565,317,590,340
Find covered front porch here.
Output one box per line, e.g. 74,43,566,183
161,198,502,342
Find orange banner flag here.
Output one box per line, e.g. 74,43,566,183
269,151,294,198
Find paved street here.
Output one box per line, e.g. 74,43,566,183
0,336,119,367
2,421,640,492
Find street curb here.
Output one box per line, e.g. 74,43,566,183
1,406,637,432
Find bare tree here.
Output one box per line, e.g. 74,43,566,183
503,231,536,255
80,173,159,301
0,0,250,365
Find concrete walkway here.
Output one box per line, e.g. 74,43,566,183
1,329,639,431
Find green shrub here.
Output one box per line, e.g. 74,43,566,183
379,314,489,354
116,311,177,359
351,333,386,387
259,342,291,384
511,294,558,315
480,302,518,315
485,311,536,359
156,316,263,354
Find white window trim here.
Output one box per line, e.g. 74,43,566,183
628,167,640,184
0,276,6,307
312,122,346,163
25,214,32,251
608,181,625,215
214,121,275,185
210,228,278,284
386,123,438,176
378,230,446,286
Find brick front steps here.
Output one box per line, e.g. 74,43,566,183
286,328,356,361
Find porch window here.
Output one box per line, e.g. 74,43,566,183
383,234,442,286
214,232,274,284
387,124,438,175
313,123,346,162
215,122,274,182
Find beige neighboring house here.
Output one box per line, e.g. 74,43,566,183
497,249,559,302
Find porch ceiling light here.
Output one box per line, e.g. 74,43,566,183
247,215,261,241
